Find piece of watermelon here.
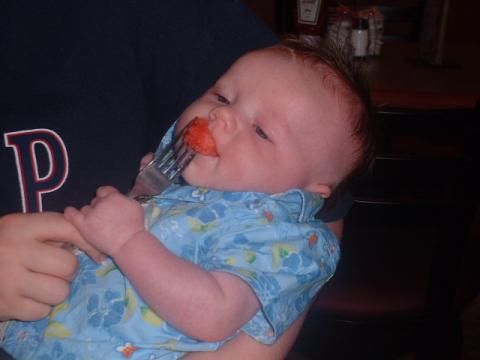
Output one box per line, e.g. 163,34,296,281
183,117,219,156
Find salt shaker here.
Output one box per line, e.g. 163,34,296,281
351,18,368,58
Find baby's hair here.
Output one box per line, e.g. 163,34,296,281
271,38,376,201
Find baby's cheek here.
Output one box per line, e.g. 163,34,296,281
180,161,202,186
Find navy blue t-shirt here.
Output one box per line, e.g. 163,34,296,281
0,0,276,214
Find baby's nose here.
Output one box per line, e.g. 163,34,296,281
209,106,237,134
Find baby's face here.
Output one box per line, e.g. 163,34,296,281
177,49,357,196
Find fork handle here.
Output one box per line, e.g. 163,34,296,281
127,162,172,200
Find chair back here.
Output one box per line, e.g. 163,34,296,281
346,107,479,316
295,105,479,359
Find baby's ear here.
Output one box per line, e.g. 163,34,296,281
305,183,332,198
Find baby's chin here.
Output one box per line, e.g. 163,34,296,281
182,168,273,194
181,165,235,191
181,157,215,187
181,173,221,190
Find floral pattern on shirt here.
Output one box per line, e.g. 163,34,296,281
2,185,339,359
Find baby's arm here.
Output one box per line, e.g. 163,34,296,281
64,186,260,342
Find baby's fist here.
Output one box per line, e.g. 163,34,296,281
64,186,145,256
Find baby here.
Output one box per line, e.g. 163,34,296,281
2,39,374,359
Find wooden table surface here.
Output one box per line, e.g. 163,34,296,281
364,41,480,109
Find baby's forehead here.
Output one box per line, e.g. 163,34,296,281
262,47,350,96
226,47,358,125
234,48,339,87
274,48,360,119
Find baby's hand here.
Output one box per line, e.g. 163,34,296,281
64,186,145,257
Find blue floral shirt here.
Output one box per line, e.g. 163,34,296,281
2,185,339,359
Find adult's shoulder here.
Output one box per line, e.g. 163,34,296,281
134,0,278,87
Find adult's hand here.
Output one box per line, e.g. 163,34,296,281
0,212,104,321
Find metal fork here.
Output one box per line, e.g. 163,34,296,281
127,124,195,202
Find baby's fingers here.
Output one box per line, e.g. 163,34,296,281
64,205,84,226
96,185,118,198
63,206,105,263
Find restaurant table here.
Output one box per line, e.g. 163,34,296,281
364,41,480,109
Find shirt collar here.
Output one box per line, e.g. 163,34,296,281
155,120,178,156
159,184,324,223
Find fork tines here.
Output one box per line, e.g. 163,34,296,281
157,142,195,181
127,124,196,200
157,126,195,181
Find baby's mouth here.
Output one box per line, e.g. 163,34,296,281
183,117,219,157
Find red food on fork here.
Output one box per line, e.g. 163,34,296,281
183,117,219,156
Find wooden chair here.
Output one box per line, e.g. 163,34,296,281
291,106,479,359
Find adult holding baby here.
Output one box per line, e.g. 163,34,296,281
1,1,350,358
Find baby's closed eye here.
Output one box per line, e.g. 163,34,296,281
254,125,269,140
216,94,230,104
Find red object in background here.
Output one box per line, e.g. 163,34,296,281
184,117,219,156
294,0,329,37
